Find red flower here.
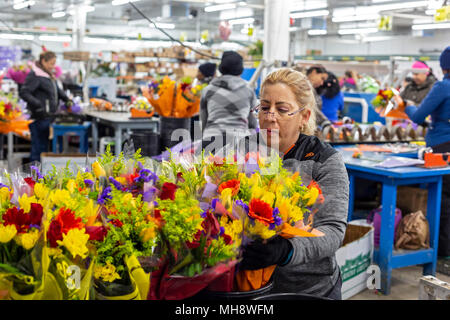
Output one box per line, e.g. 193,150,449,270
47,220,63,247
186,230,202,249
24,177,36,188
160,182,178,201
29,203,43,226
154,209,161,220
221,233,233,245
248,199,274,226
307,180,322,194
55,208,84,234
180,83,190,91
176,172,185,184
2,207,30,233
110,219,123,228
218,179,240,196
85,226,108,241
202,210,220,237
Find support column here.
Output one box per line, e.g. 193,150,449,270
71,5,87,51
263,0,292,67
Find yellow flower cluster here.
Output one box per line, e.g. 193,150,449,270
14,229,40,250
0,187,12,204
219,217,243,249
0,224,17,243
244,219,276,240
94,261,121,283
57,228,90,259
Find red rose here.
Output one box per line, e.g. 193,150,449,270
202,210,220,237
159,182,178,201
110,219,123,228
248,199,274,226
24,177,36,188
29,203,44,226
47,220,63,247
85,226,108,241
55,208,84,234
2,207,30,233
154,209,161,219
221,233,233,245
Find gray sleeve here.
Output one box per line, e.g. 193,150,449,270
200,89,209,133
247,89,258,129
285,152,349,266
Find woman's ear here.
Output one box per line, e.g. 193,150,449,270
299,109,311,131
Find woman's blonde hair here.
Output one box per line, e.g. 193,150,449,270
261,68,317,135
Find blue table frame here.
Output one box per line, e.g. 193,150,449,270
341,151,450,295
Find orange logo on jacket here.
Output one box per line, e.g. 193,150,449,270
305,152,315,158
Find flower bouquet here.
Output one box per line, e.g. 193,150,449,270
6,64,30,85
129,96,154,119
148,156,239,300
0,179,49,300
0,92,30,137
372,88,408,119
141,76,206,118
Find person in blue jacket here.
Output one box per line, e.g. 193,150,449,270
319,72,344,122
395,46,450,259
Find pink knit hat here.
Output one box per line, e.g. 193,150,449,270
412,61,430,75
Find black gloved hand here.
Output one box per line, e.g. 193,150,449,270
239,236,293,270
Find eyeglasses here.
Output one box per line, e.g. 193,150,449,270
251,103,305,120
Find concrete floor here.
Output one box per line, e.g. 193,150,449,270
348,265,450,300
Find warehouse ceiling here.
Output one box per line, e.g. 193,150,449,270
0,0,446,44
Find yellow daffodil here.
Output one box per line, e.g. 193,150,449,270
248,172,261,188
94,262,121,282
57,228,89,259
115,177,127,185
92,161,106,178
34,183,49,200
15,229,40,250
219,188,233,212
0,224,17,243
66,179,77,194
0,187,11,204
260,191,275,207
18,194,38,213
49,189,71,208
245,219,276,240
304,187,319,207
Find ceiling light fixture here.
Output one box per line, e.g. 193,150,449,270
308,29,327,35
338,27,379,35
290,9,329,19
13,0,35,10
39,35,72,42
0,33,34,40
83,37,109,44
228,17,254,25
149,23,175,29
204,3,237,12
332,14,380,23
52,11,66,18
112,0,140,6
412,22,450,30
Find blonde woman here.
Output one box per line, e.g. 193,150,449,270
238,68,349,299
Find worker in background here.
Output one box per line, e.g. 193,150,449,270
399,76,413,94
340,70,358,92
200,51,257,149
394,46,450,260
196,62,217,85
320,72,344,122
20,51,72,163
305,65,332,130
398,60,437,106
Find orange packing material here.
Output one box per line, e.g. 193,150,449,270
235,223,323,292
0,119,32,136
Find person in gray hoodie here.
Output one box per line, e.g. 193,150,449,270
200,51,257,148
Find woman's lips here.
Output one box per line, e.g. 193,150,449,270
265,128,279,136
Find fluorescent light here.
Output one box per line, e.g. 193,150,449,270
412,22,450,30
52,11,66,18
339,22,378,29
334,1,429,17
205,3,236,12
39,35,72,42
290,0,328,12
13,0,35,10
228,17,254,25
425,9,436,15
333,14,380,22
308,29,327,35
338,27,379,35
413,18,434,24
0,33,34,40
83,37,109,44
373,1,429,12
290,9,329,19
112,0,140,5
149,23,175,29
362,35,394,42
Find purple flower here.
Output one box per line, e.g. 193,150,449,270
30,165,43,180
153,201,158,207
134,169,158,184
98,186,112,205
211,198,218,210
84,179,94,187
0,183,10,190
109,177,123,190
30,224,41,231
219,226,225,236
201,210,207,218
235,200,249,214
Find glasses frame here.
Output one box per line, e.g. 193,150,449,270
251,103,305,119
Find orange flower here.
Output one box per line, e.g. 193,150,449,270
307,180,322,194
248,199,274,226
218,179,240,197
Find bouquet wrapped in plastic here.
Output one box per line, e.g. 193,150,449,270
372,88,408,119
141,76,206,118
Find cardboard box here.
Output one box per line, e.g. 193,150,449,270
63,51,90,61
336,220,374,300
